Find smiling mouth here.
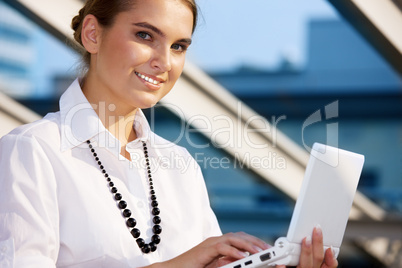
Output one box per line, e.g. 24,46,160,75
135,71,161,85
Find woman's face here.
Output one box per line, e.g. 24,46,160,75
89,0,193,110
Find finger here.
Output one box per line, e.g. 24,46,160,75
321,247,338,268
216,256,239,267
276,265,287,268
226,232,269,254
211,239,249,260
233,232,271,251
297,236,313,268
312,226,325,267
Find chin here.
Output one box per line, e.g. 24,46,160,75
136,100,159,110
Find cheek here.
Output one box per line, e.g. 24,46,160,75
127,45,153,64
108,43,152,71
169,57,186,82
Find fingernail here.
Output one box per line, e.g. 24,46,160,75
315,224,322,237
305,236,312,246
238,251,249,258
263,242,271,249
253,246,263,252
331,246,336,259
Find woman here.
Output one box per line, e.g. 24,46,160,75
0,0,338,267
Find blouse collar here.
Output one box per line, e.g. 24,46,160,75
59,78,152,155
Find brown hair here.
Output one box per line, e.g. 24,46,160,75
71,0,198,68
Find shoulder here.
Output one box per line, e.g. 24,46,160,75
1,112,61,147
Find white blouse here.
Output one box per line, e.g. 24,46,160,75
0,79,221,268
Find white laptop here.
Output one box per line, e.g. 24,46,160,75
220,143,365,268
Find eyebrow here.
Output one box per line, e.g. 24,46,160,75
133,22,192,45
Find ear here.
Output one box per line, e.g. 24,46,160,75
81,14,101,54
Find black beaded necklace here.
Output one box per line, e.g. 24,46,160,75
86,140,162,254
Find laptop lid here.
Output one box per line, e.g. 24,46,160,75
286,143,365,248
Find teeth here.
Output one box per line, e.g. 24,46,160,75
136,72,160,85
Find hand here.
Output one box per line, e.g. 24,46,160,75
159,232,270,268
277,226,338,268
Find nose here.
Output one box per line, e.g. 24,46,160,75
151,46,172,73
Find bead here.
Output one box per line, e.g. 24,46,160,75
118,200,127,209
150,242,157,252
153,225,162,234
152,207,160,215
88,140,161,254
123,209,131,217
131,228,141,238
126,218,136,227
142,244,151,253
152,234,161,244
136,238,145,248
153,216,161,224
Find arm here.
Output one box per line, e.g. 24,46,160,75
0,134,59,267
144,232,270,268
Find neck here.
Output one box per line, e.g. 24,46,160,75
80,76,138,159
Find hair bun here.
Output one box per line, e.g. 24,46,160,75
71,7,86,45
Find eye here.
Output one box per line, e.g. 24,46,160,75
171,43,188,53
136,31,152,41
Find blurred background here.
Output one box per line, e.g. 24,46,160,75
0,0,401,267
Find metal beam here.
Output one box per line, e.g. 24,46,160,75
328,0,402,75
0,90,41,136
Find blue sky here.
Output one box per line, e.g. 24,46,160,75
187,0,338,71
